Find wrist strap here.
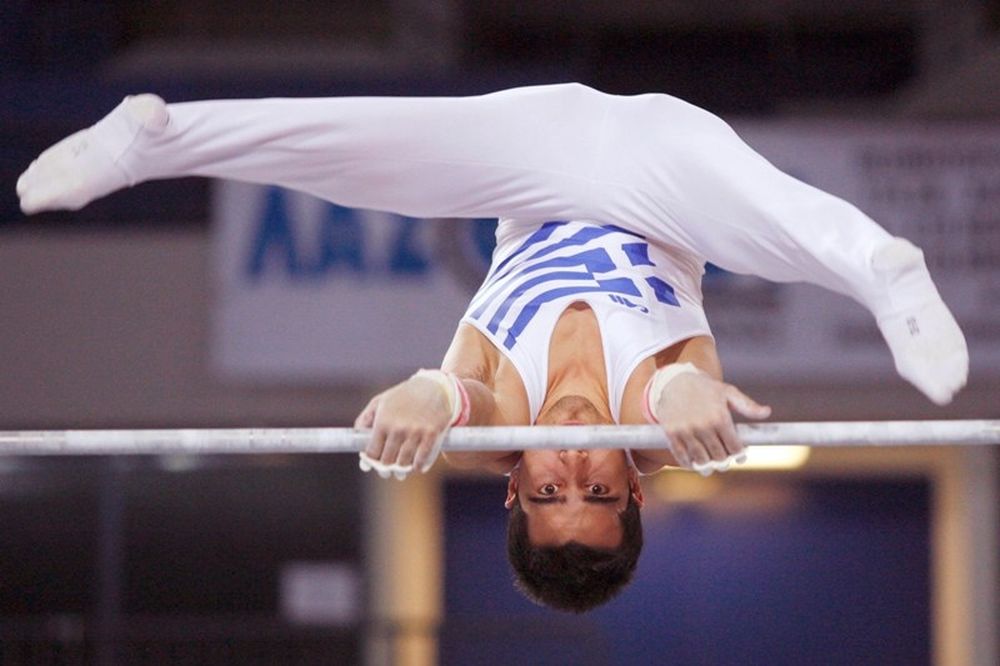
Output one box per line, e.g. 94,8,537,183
642,362,703,424
413,369,472,426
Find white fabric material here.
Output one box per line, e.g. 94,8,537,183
644,361,704,420
16,83,967,405
461,220,711,423
691,453,747,477
358,452,417,480
41,84,895,309
411,368,464,428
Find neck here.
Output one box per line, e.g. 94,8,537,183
539,357,612,423
540,302,612,422
539,303,611,423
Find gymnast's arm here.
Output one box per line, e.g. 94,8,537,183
623,335,770,474
353,323,520,473
438,324,522,474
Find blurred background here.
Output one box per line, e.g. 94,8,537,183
0,1,998,664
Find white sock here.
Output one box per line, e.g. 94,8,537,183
17,94,169,215
873,238,969,405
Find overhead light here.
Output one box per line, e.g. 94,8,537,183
737,446,810,470
655,446,811,474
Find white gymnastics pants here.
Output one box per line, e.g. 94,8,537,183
118,83,898,315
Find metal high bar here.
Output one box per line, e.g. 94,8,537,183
0,420,997,456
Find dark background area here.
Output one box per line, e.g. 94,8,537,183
0,456,363,663
443,476,930,665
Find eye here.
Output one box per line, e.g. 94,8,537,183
539,483,558,495
588,484,609,495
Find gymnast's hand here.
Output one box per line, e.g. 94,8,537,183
354,370,469,480
647,363,771,476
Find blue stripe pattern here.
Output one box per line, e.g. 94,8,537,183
503,278,642,349
470,221,679,350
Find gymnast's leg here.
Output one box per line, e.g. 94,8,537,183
628,107,968,405
17,84,612,222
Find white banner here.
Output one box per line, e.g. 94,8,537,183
211,122,1000,384
210,183,496,382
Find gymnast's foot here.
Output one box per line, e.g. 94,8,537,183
16,94,169,215
873,238,968,405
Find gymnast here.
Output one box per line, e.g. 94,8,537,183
16,83,968,611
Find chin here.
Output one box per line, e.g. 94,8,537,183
538,395,610,425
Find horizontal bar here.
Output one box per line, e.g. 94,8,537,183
0,421,997,456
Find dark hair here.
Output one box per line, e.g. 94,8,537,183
506,494,643,613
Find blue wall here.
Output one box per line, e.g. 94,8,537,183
443,476,929,665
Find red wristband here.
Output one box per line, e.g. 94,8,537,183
641,374,660,424
450,373,472,427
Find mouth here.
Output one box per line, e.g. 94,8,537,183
560,420,586,426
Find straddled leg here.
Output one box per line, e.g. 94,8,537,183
623,105,969,404
17,84,614,222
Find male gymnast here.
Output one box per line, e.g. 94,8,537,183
16,83,968,611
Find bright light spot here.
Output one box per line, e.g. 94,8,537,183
738,446,810,470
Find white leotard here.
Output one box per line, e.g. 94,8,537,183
462,219,711,422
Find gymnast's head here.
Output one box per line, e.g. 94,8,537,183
504,440,645,612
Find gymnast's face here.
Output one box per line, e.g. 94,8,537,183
505,449,644,548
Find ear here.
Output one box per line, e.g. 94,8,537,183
628,468,645,508
504,470,519,509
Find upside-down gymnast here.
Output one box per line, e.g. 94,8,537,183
16,83,968,612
